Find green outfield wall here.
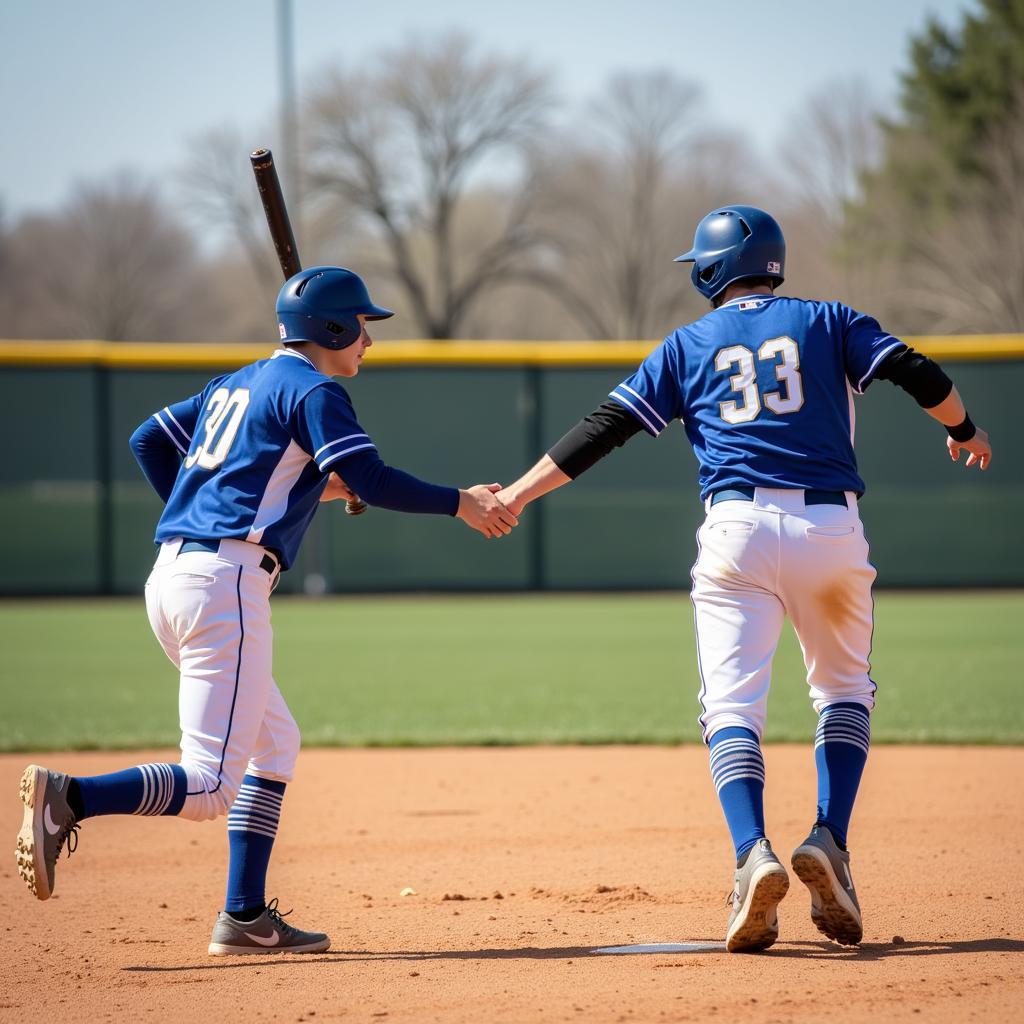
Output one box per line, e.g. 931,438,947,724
1,338,1020,594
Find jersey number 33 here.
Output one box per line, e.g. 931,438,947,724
715,336,804,424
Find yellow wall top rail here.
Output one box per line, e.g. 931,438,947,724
0,335,1022,369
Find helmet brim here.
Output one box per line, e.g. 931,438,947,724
362,303,394,321
673,250,696,263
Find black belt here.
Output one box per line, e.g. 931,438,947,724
710,486,848,508
179,538,279,575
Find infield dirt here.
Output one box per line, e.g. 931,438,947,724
2,746,1022,1023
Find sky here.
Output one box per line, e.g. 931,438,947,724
1,0,976,222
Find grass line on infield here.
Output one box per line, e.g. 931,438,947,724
0,591,1021,751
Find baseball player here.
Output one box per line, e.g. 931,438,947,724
15,265,517,955
494,205,992,952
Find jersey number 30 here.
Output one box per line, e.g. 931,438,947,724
185,387,251,470
715,336,804,424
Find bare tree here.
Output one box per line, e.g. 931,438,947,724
0,201,13,332
770,78,884,307
780,78,881,228
525,71,749,339
6,172,211,341
178,127,283,294
305,33,555,338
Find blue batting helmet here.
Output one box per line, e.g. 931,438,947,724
674,205,785,301
276,266,393,349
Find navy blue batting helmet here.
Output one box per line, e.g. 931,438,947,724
675,205,785,301
276,266,393,349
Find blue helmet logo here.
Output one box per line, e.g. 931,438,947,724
675,205,785,301
276,266,394,350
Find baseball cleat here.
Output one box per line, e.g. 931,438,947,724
725,838,790,953
791,824,863,945
208,898,331,955
16,764,79,901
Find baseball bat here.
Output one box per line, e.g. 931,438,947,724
250,148,367,516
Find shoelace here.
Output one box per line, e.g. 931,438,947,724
265,898,299,936
58,819,80,858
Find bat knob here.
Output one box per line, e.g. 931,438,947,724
345,498,368,516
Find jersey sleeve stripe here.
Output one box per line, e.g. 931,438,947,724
318,442,377,471
162,407,192,444
616,383,669,429
313,433,372,460
855,339,905,394
153,412,188,456
608,389,661,436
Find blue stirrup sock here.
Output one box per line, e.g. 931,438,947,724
70,764,187,819
708,726,766,863
224,774,286,916
814,702,871,848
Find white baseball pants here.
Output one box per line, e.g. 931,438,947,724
691,488,876,742
145,538,300,822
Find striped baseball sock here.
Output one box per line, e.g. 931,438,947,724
71,763,187,819
708,726,766,862
814,702,871,849
224,774,286,917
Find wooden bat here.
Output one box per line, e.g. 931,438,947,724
250,148,367,516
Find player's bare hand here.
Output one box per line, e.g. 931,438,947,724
495,487,526,517
947,428,992,471
457,483,519,538
320,472,357,502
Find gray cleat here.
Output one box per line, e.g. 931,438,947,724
16,764,79,901
208,898,331,955
791,824,863,945
726,838,790,953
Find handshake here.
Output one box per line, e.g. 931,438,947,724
321,473,525,539
455,483,522,539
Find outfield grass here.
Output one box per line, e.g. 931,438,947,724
0,592,1021,751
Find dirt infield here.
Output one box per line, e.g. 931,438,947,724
3,746,1022,1023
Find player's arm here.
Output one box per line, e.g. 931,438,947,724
498,400,645,514
873,348,992,470
331,451,516,538
128,396,203,502
499,342,680,514
299,385,517,537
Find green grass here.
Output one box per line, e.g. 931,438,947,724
0,592,1021,751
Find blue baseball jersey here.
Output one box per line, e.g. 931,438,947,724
609,294,905,499
152,348,376,568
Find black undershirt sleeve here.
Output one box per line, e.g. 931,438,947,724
873,347,954,408
547,400,645,479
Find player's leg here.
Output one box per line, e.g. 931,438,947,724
16,551,195,900
779,499,875,944
209,682,329,955
691,506,790,952
223,684,299,919
87,552,276,821
810,703,871,849
16,545,275,904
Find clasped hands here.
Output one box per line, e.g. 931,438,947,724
321,473,526,540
